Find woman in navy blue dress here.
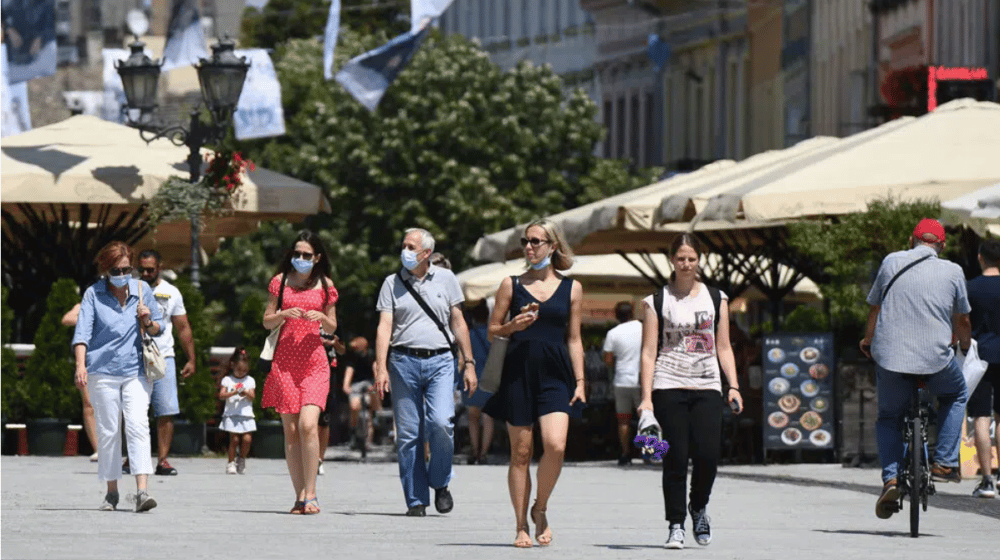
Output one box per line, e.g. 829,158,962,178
484,219,586,548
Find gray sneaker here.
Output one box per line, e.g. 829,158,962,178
236,457,246,475
98,491,118,511
135,491,157,513
689,504,712,545
973,477,997,499
665,523,685,549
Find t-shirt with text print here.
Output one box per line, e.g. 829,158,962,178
642,283,727,393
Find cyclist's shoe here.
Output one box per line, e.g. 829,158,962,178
155,460,178,476
434,486,454,514
875,479,900,519
405,505,426,517
973,476,997,498
930,463,961,483
688,504,712,545
665,524,685,549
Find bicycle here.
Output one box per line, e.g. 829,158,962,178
891,374,936,538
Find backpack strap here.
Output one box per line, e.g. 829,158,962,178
653,286,665,351
708,285,721,334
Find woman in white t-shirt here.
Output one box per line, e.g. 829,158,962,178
219,347,256,475
637,234,743,550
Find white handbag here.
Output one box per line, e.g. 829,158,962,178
138,281,167,383
258,273,287,373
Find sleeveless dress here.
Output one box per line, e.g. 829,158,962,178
262,275,339,414
483,276,585,426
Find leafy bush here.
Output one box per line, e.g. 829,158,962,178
173,278,218,423
782,305,830,333
2,287,22,419
20,279,80,420
239,291,278,420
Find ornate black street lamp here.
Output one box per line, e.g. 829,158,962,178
116,38,249,287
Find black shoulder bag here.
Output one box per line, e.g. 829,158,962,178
396,270,458,358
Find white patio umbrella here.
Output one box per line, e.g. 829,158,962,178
940,183,1000,237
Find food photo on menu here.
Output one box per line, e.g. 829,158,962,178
761,334,835,450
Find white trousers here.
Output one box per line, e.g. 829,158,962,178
89,374,154,481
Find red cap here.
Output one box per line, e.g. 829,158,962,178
912,218,946,243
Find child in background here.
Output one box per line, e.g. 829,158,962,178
219,347,256,474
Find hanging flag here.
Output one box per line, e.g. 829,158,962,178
323,0,340,80
2,44,32,137
102,48,130,122
647,34,670,70
1,0,57,83
335,25,430,112
410,0,454,33
233,49,286,140
161,0,209,71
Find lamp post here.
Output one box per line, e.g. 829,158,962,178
116,38,249,287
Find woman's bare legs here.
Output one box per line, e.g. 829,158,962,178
468,407,483,459
507,424,534,547
280,412,305,502
532,412,569,546
480,412,495,461
298,405,322,511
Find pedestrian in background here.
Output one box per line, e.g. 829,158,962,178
966,237,1000,498
72,241,163,512
373,228,478,517
219,347,256,475
483,219,586,548
342,336,378,450
637,234,742,549
261,230,339,515
464,300,495,464
603,301,643,465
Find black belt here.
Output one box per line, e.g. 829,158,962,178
391,346,451,358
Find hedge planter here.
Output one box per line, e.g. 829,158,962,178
169,420,206,456
251,420,285,459
26,418,69,456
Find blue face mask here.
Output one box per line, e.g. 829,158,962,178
531,254,552,270
291,258,314,274
108,274,130,287
401,249,422,271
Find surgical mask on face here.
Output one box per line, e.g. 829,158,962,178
108,274,130,287
531,254,552,270
291,258,314,274
401,249,422,271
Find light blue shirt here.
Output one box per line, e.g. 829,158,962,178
72,277,164,377
375,265,464,349
867,245,971,374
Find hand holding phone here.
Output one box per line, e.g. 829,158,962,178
729,398,742,414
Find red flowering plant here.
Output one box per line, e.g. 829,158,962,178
147,149,255,227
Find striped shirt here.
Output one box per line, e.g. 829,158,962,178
866,245,970,374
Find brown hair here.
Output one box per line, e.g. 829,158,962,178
670,233,702,257
524,218,574,271
94,241,134,275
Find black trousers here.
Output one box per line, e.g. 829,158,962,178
652,389,723,524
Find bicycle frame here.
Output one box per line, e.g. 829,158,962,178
896,377,936,538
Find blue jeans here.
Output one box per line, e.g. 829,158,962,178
388,351,455,507
875,358,967,483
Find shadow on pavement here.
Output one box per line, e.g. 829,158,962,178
593,544,676,550
814,528,941,538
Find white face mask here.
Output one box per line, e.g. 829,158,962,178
108,274,129,287
401,249,422,271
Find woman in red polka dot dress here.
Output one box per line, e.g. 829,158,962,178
262,231,338,515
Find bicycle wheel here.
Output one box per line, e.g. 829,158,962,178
908,415,922,538
358,402,369,460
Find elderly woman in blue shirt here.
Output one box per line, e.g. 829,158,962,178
72,241,164,512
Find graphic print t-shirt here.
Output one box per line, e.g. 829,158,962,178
643,284,727,393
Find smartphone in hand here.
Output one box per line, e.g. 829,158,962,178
729,398,742,414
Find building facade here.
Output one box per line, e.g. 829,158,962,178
810,0,873,138
747,0,784,155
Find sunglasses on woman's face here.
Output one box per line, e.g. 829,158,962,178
109,266,133,276
520,237,550,248
292,251,314,260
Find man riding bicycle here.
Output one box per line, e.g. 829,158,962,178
859,218,971,520
342,336,380,448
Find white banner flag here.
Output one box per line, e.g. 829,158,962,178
323,0,340,80
102,48,129,122
2,44,32,137
233,49,285,140
410,0,454,33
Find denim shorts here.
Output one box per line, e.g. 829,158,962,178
150,357,180,417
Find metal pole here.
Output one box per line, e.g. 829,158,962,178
186,111,204,288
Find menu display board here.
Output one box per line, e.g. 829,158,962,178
762,333,835,450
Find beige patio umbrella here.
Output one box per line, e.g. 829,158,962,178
940,183,1000,238
1,115,331,266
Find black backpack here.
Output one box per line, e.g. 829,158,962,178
652,284,722,351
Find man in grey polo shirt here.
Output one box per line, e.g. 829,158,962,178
860,218,971,520
374,228,478,517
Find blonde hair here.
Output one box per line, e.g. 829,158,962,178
524,218,574,271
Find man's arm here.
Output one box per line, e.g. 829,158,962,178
450,305,478,395
172,314,196,378
373,311,394,399
859,305,880,359
953,313,972,352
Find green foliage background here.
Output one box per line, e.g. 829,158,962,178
19,279,80,420
173,278,220,423
2,287,21,419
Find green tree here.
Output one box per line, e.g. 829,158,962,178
1,287,22,419
241,0,407,48
788,196,942,333
20,279,80,419
173,278,218,423
212,32,656,336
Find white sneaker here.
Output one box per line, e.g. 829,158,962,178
226,461,237,475
236,457,246,475
665,524,685,549
89,452,99,462
973,477,997,498
317,460,325,476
